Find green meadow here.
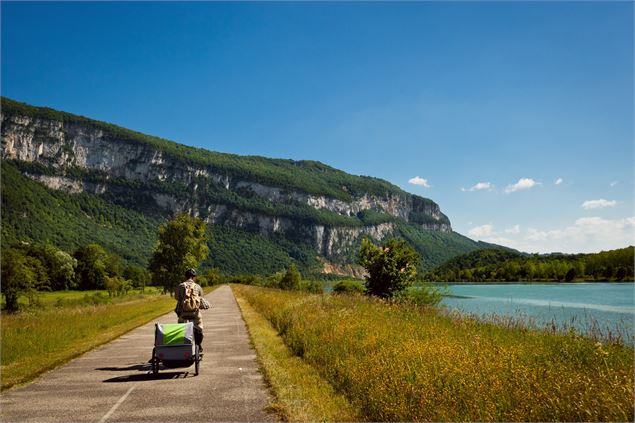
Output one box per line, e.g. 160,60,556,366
1,287,216,390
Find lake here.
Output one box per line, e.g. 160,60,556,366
441,283,635,343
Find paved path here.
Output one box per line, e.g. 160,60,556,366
1,285,275,422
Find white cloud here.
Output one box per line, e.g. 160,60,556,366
408,176,430,188
610,181,619,187
581,199,617,209
468,224,493,238
465,182,492,192
505,224,521,235
555,178,563,185
504,178,540,193
465,217,635,254
481,236,515,246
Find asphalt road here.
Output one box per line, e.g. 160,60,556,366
0,285,276,422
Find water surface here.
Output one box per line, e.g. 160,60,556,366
441,283,634,342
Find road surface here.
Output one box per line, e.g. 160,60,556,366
0,285,275,422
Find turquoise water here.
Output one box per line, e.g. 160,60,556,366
441,283,635,342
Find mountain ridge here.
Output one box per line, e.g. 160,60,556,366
1,97,496,274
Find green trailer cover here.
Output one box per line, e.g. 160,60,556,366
155,322,194,346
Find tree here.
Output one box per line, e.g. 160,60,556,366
358,238,419,298
279,263,301,290
149,213,209,295
123,264,151,291
1,249,37,312
565,267,576,282
42,246,77,290
105,275,132,297
74,244,108,290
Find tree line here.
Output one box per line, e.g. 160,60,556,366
1,242,152,311
2,211,436,312
425,247,635,282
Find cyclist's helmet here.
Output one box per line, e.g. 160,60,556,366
185,268,197,278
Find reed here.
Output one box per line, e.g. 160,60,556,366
234,285,634,422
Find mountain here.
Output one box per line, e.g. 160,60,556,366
1,97,495,275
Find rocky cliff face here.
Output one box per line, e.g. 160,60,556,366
1,109,452,261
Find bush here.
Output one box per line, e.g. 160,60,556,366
394,284,444,306
332,280,365,295
300,280,323,294
262,272,283,289
279,264,301,290
227,274,262,285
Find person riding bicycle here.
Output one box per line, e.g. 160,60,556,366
175,268,209,353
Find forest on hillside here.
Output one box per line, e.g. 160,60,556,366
425,247,635,282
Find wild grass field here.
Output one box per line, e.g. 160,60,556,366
235,291,361,421
234,285,634,422
1,287,216,390
1,287,164,309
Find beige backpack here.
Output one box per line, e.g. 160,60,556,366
182,282,201,313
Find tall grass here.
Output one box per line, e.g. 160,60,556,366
234,285,634,422
234,290,361,421
1,287,164,310
1,287,217,390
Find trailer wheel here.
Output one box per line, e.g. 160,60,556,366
151,348,159,374
194,346,200,376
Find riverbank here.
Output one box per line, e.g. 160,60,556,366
234,285,634,421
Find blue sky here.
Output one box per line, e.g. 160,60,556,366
2,1,633,253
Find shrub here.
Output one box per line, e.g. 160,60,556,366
300,280,323,294
262,272,283,289
332,280,365,295
279,264,301,290
394,284,444,306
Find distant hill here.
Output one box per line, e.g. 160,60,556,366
426,247,634,282
1,97,498,275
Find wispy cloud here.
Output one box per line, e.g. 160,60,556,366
475,216,635,254
555,178,563,185
582,199,617,209
462,182,493,192
504,178,540,193
610,181,619,187
408,176,430,188
505,224,521,235
468,224,493,238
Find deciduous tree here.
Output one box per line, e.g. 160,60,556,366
148,213,209,295
1,248,37,312
358,238,419,298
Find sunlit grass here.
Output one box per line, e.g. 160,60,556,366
235,285,634,422
1,286,218,391
1,287,164,309
234,286,361,422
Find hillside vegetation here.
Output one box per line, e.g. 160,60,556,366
2,160,320,274
2,97,413,202
1,97,493,275
427,247,635,282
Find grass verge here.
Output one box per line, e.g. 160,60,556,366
236,285,634,422
1,286,218,391
233,285,361,422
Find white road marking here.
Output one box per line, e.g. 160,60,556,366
98,386,136,423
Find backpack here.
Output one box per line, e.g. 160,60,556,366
181,282,201,313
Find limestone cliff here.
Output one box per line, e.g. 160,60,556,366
1,98,452,264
